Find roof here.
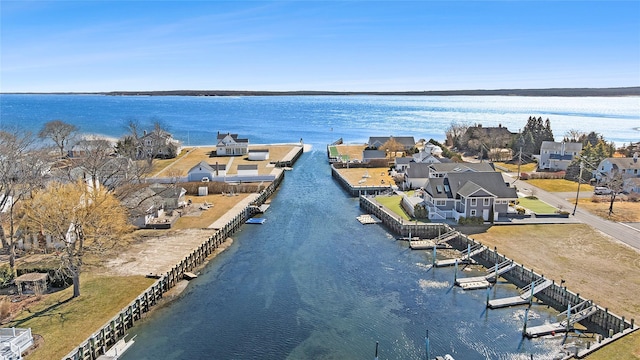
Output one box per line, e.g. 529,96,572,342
248,149,269,153
602,157,640,170
15,273,48,282
424,177,452,199
540,141,583,152
363,149,387,160
395,157,413,165
446,172,517,199
217,132,249,143
188,161,225,173
406,163,431,178
429,162,495,173
237,164,258,170
368,136,416,148
150,185,186,199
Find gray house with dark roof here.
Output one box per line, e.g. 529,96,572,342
422,171,517,221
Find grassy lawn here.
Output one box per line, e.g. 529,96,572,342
7,274,155,360
516,196,558,214
374,195,411,220
577,198,640,222
494,161,537,173
523,178,594,193
465,224,640,358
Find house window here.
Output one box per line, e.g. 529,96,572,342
483,198,490,206
470,198,477,206
436,200,446,206
470,209,477,216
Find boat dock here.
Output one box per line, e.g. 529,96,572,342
525,300,598,338
356,214,382,225
488,278,553,309
409,230,458,250
435,243,486,267
455,260,516,290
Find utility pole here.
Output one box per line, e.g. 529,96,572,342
572,161,584,215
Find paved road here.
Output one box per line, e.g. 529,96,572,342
503,173,640,251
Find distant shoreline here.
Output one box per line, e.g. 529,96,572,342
3,87,640,97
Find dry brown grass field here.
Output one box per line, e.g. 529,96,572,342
577,197,640,222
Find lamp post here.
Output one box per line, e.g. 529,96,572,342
572,161,584,215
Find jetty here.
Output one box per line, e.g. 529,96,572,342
455,260,516,290
525,300,598,338
435,243,486,267
488,277,553,309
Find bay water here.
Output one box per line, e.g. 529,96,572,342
2,94,638,359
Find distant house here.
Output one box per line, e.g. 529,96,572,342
187,161,226,181
394,157,413,173
68,139,115,158
538,141,582,171
623,178,640,194
460,124,516,154
150,184,187,210
427,162,495,178
368,136,416,151
138,130,181,159
237,164,259,176
412,148,441,164
216,132,249,156
422,171,517,222
594,155,640,182
248,148,269,161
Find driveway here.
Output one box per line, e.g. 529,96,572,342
502,173,640,251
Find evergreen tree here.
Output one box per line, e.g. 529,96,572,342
516,116,554,155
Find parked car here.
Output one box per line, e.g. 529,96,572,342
594,186,612,195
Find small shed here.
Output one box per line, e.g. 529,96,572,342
14,273,48,296
237,164,259,176
248,149,269,161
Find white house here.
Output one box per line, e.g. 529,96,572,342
216,132,249,156
412,148,441,164
538,141,582,171
248,148,269,161
187,161,227,181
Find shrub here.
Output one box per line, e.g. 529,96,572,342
525,195,538,200
458,216,484,225
520,172,530,180
515,206,526,214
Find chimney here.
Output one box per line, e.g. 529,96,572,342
215,161,219,176
634,152,638,163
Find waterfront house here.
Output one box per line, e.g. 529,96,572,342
187,161,227,181
362,149,388,166
623,178,640,194
68,139,116,158
216,132,249,156
421,171,517,222
538,141,582,171
248,148,269,161
150,184,187,210
122,184,186,228
594,155,640,182
138,130,181,159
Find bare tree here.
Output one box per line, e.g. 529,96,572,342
0,130,51,277
602,172,625,216
445,121,469,148
22,180,132,298
379,138,405,158
38,120,78,158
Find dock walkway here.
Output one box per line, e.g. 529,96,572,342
435,243,486,267
488,278,553,309
455,260,516,290
525,300,598,338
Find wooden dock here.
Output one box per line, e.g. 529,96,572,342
488,278,553,309
435,244,486,267
409,240,451,250
356,214,382,225
525,300,598,338
455,260,516,290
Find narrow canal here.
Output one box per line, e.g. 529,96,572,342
123,150,565,360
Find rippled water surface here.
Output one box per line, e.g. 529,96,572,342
120,151,568,360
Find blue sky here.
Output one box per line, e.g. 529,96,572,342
1,1,639,92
